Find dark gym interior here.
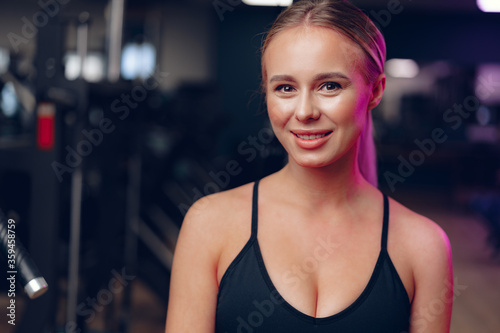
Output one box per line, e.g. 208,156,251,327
1,0,500,332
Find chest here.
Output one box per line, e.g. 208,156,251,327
255,219,384,318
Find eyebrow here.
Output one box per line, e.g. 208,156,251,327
313,72,350,81
269,74,296,83
269,72,351,83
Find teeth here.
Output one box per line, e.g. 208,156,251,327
296,133,328,140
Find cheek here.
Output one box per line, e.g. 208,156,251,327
319,93,365,127
339,88,371,124
266,96,294,128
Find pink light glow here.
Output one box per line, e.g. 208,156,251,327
477,0,500,12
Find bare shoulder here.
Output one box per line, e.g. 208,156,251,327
388,197,451,255
177,181,256,258
387,196,452,278
183,181,254,228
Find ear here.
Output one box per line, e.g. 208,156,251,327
367,73,386,111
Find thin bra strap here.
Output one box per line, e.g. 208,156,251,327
381,193,389,250
251,180,260,237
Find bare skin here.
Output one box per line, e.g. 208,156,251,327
165,26,452,333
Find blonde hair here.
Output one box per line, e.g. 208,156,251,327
261,0,386,186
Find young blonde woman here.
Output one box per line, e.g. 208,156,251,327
165,1,453,332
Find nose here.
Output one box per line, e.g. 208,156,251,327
295,92,320,122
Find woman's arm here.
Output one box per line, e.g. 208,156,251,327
165,198,222,332
408,219,453,333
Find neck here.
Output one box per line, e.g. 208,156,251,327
277,147,371,210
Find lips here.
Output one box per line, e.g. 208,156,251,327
292,130,332,139
291,130,332,149
294,132,330,140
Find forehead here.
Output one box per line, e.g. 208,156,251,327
263,25,364,79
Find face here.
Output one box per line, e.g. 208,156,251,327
263,26,384,169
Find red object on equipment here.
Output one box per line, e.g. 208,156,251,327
37,102,55,151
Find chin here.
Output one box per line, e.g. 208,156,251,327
294,156,335,169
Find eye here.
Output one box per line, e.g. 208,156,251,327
275,84,295,93
320,82,342,91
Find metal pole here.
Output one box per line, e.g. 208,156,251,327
66,167,83,326
66,13,89,327
76,12,89,78
107,0,125,82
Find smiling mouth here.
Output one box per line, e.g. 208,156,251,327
294,131,332,140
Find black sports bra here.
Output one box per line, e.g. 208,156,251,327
215,180,411,332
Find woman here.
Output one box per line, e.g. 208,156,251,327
165,0,453,332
